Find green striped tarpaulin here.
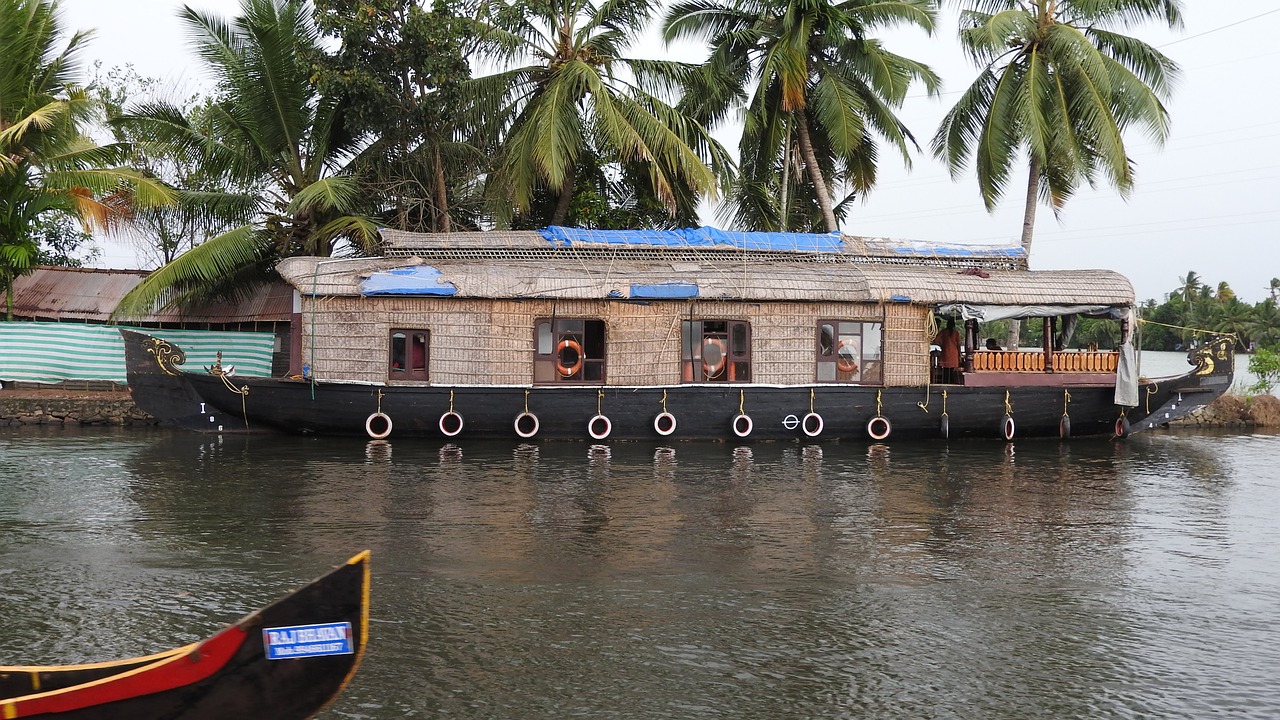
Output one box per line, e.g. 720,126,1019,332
0,323,276,384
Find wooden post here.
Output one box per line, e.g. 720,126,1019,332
1042,317,1054,373
964,319,977,373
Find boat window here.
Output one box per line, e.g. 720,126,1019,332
534,318,607,384
819,323,835,356
682,320,750,382
536,321,553,355
389,329,429,381
815,320,882,384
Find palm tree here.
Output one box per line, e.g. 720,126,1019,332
934,0,1183,256
1248,300,1280,351
664,0,939,232
0,0,172,319
114,0,377,316
470,0,731,227
1177,270,1202,305
1211,297,1252,351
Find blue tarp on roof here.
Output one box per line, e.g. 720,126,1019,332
540,226,843,253
888,244,1025,258
630,283,699,299
361,267,457,296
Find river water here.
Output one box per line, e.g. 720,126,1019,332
2,427,1279,719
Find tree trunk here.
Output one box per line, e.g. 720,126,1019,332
1007,159,1041,351
1020,156,1039,257
794,114,838,233
551,165,576,226
434,145,451,234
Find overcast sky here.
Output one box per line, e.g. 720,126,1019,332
60,0,1280,304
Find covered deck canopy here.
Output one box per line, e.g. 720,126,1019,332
277,255,1134,309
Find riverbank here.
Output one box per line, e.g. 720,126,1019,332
2,384,1275,430
1168,392,1280,429
0,385,155,426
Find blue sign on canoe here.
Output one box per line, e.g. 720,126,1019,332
263,621,354,660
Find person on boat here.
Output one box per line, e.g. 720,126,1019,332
985,338,1002,351
936,317,962,383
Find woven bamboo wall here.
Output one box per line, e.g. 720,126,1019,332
300,296,931,386
882,303,930,386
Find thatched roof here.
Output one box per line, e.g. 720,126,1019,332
277,254,1133,308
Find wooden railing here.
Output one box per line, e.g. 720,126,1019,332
971,350,1118,373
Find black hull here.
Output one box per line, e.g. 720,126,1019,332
122,330,1233,442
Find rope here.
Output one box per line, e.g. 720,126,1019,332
524,388,530,414
739,389,745,416
449,389,455,413
1062,389,1071,418
926,313,940,341
661,388,668,413
1138,318,1236,339
1146,381,1158,414
941,390,948,418
876,389,883,417
376,388,384,414
809,388,815,414
597,388,604,416
1004,390,1013,416
917,383,930,413
218,373,250,427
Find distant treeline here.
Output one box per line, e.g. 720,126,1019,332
993,273,1280,353
1137,273,1279,352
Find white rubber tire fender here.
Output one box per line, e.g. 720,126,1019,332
588,414,612,440
653,412,677,436
365,412,392,440
801,412,824,437
439,410,464,437
514,411,539,439
867,416,891,441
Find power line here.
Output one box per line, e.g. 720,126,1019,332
1158,8,1280,48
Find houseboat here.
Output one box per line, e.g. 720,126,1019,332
123,227,1234,441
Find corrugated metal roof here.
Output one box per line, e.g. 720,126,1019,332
276,256,1133,307
10,266,294,324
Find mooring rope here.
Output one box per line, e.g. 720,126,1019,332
1138,318,1236,340
218,373,250,427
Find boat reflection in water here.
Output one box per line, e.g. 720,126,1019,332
4,429,1277,718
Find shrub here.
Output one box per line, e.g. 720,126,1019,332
1248,347,1280,394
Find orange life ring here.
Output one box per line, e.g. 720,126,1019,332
701,338,727,378
555,338,584,377
836,339,858,373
